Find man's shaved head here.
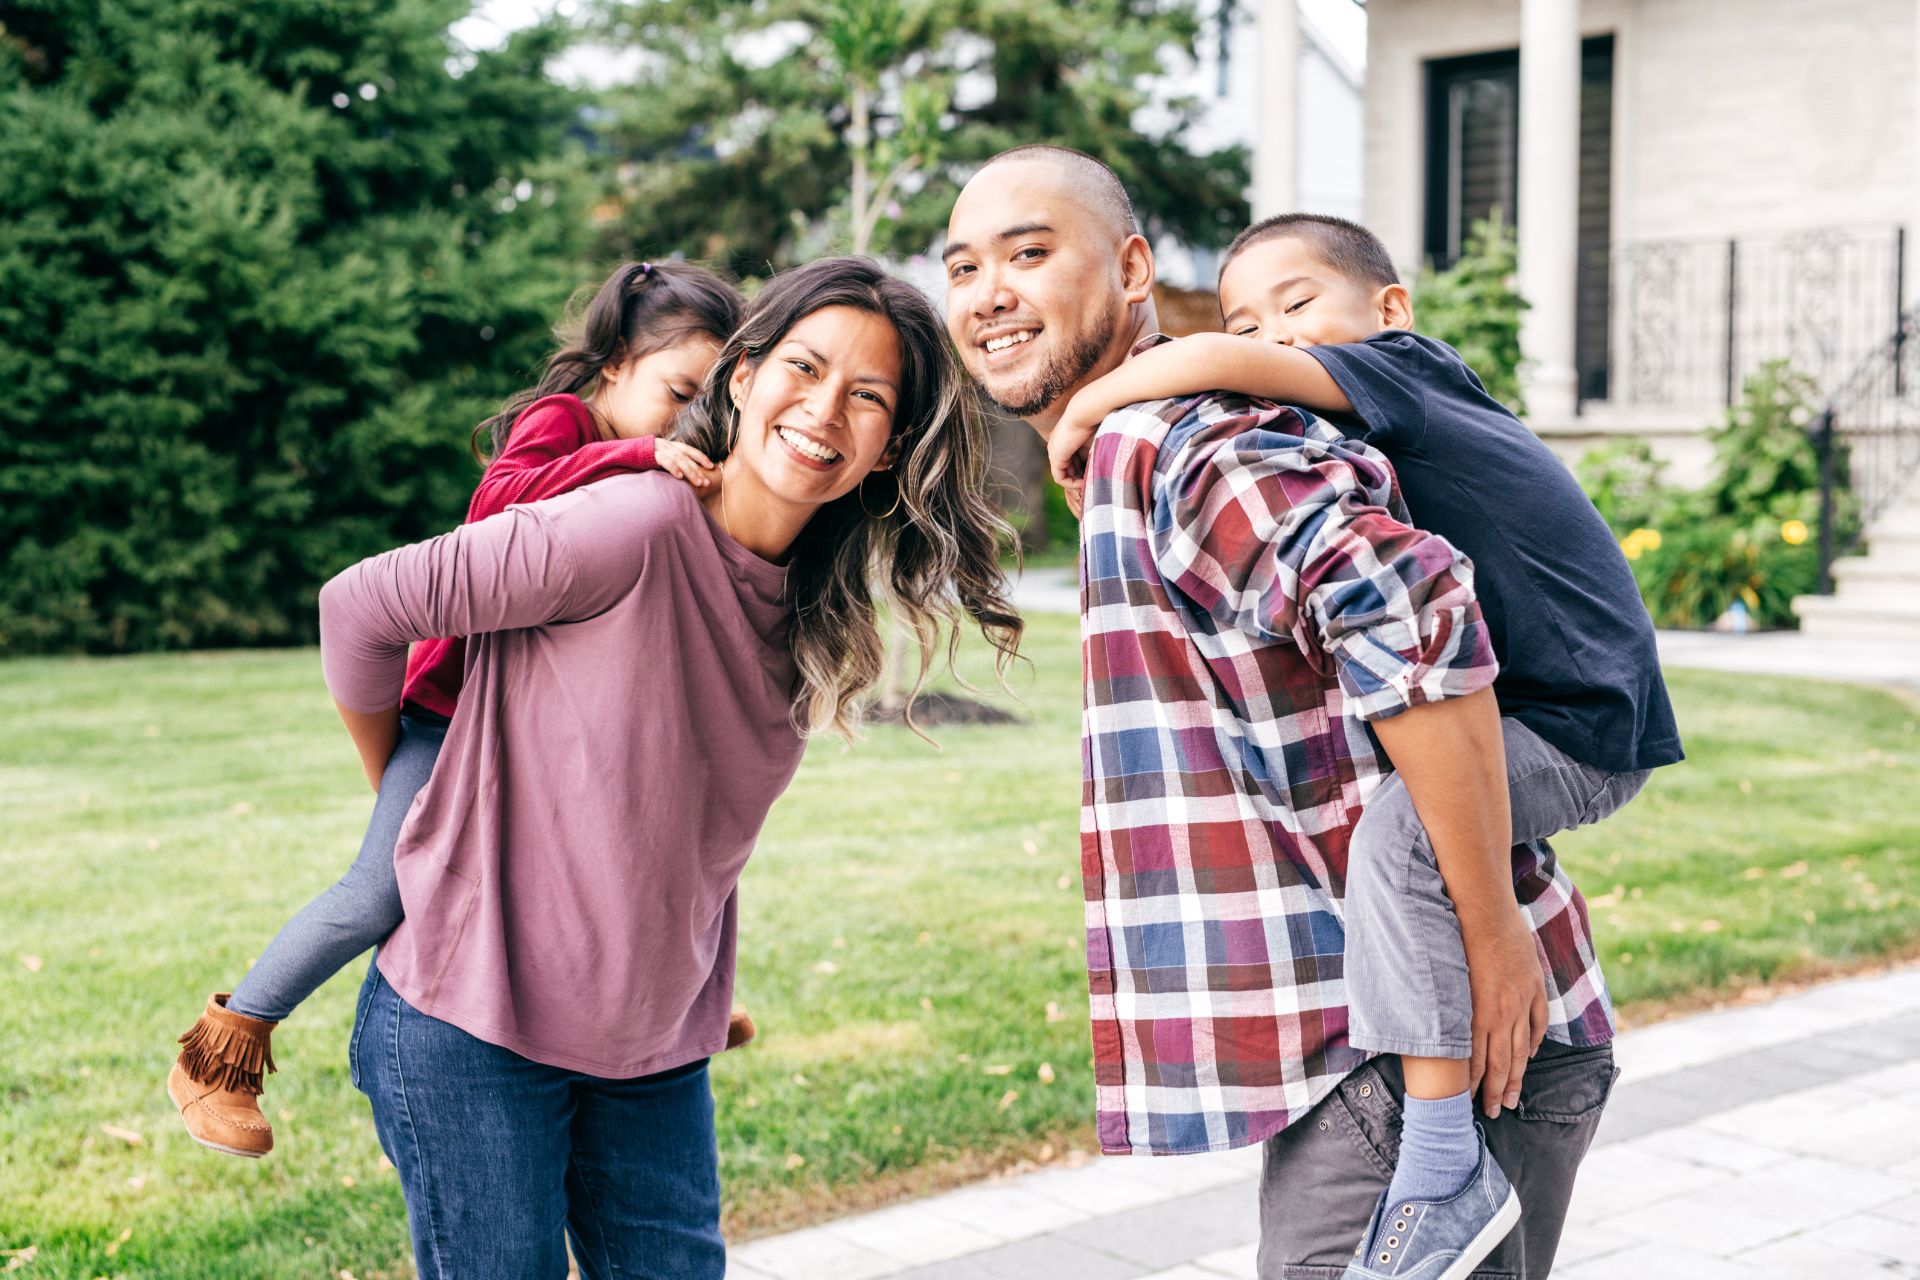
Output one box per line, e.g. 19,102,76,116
944,146,1156,425
978,145,1139,243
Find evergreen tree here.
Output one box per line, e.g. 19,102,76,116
593,0,1250,276
0,0,596,654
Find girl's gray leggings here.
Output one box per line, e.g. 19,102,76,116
227,710,448,1023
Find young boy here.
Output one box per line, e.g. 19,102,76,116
1048,213,1681,1279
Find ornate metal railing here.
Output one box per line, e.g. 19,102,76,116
1601,224,1904,410
1810,304,1920,591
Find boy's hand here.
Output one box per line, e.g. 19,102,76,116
1464,912,1551,1118
1047,395,1106,487
654,439,719,488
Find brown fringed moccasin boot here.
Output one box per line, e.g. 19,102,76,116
725,1007,756,1050
167,992,278,1158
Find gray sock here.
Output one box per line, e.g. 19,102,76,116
1387,1089,1479,1203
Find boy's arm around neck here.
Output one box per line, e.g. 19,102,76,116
1048,333,1354,485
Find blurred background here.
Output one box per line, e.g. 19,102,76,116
4,2,1918,1277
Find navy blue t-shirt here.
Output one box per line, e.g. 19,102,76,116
1306,331,1682,774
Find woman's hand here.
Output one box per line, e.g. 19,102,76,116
335,701,402,792
653,439,720,488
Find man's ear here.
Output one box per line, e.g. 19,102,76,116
1376,283,1414,331
1119,233,1156,305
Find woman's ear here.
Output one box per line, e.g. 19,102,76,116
727,359,753,409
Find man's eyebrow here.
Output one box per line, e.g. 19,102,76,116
790,340,898,391
941,222,1057,263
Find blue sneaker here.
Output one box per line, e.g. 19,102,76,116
1340,1128,1520,1279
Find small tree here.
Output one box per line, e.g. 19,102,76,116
1415,213,1528,414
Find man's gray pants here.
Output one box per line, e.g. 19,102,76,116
1257,718,1646,1277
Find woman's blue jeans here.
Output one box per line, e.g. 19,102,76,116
351,965,725,1280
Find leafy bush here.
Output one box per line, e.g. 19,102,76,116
1577,361,1842,629
0,0,599,655
1415,213,1528,414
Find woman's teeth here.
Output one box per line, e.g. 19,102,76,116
778,427,841,463
985,330,1036,353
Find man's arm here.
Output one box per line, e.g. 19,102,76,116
1369,687,1549,1117
1049,333,1352,485
1150,413,1543,1113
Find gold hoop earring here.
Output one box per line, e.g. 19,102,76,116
859,471,902,520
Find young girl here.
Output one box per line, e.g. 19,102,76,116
167,260,747,1159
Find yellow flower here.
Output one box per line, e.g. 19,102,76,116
1619,527,1662,561
1780,519,1809,545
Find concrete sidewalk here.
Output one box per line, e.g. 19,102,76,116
731,964,1920,1279
1011,564,1920,690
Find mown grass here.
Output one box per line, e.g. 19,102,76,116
3,618,1916,1278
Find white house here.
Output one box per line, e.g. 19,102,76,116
1248,0,1920,638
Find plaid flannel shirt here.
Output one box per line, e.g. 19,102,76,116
1078,374,1615,1157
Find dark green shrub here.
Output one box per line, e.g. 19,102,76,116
1414,213,1528,414
0,0,598,655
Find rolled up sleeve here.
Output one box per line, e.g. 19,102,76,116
1149,409,1497,721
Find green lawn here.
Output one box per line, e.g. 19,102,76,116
3,619,1917,1278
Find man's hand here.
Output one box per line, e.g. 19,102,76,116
1462,905,1550,1116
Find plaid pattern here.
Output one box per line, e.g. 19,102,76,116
1078,379,1614,1156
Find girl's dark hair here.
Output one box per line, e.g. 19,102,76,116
472,260,745,461
672,256,1024,740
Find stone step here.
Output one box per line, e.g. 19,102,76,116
1872,508,1920,539
1830,556,1920,590
1792,593,1920,642
1864,529,1920,561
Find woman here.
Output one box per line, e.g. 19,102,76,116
319,257,1020,1278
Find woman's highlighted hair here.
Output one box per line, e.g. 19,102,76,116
672,257,1023,740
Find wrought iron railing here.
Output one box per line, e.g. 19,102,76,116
1810,304,1920,592
1599,224,1904,410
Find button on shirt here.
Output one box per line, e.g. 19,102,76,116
1078,371,1615,1156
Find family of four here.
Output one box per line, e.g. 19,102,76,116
165,145,1677,1280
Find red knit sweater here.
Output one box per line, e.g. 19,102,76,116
398,394,660,717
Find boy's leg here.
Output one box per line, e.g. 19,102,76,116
1344,717,1648,1063
1256,1042,1616,1279
227,711,448,1022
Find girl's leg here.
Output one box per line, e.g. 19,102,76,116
352,965,576,1279
227,712,448,1021
564,1060,725,1280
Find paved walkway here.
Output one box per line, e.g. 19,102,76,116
732,965,1920,1279
1011,565,1920,690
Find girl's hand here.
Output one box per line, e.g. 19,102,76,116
654,439,719,488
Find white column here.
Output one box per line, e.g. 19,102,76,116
1517,0,1582,421
1252,0,1299,219
1911,0,1920,308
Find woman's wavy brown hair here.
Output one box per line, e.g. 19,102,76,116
671,256,1023,740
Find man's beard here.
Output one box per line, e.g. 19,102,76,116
981,294,1123,419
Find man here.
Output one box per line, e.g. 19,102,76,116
943,145,1617,1278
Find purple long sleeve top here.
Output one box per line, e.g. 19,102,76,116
319,472,804,1077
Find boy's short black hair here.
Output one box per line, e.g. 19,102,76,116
1222,213,1400,290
